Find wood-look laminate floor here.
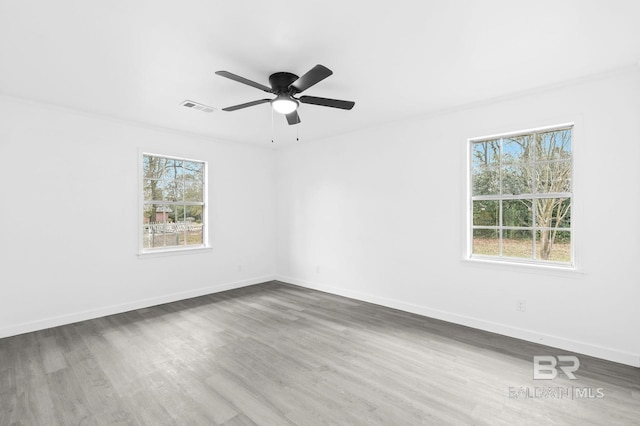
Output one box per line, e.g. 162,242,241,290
1,281,639,425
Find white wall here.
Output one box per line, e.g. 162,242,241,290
2,68,638,368
0,96,276,337
276,67,640,367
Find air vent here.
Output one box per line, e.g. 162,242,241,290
180,100,215,113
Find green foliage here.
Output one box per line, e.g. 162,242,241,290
502,199,532,227
473,200,499,226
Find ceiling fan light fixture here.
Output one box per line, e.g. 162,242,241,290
271,95,298,114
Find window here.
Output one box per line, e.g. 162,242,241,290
141,153,207,252
469,125,573,266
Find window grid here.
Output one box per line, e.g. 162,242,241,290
141,153,207,253
469,125,573,265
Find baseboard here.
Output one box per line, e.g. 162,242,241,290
0,275,275,339
276,275,640,368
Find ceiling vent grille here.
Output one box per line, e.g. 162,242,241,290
181,100,215,113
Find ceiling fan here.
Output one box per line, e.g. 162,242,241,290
215,64,355,125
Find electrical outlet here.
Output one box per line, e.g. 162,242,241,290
517,300,526,312
237,265,243,272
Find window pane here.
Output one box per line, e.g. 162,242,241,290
502,199,532,227
536,160,571,193
144,179,157,201
184,182,203,202
535,198,571,228
503,134,532,163
536,129,571,161
502,230,533,259
143,203,160,224
162,227,181,248
162,159,174,180
185,223,203,245
472,229,499,256
536,230,571,262
185,205,204,245
143,156,168,179
184,161,204,202
163,179,184,202
143,204,171,248
177,229,189,246
144,179,170,202
502,164,532,195
143,205,154,248
183,161,204,180
473,200,499,226
185,205,203,224
154,204,173,224
173,204,186,223
471,140,500,168
472,167,500,195
163,159,182,181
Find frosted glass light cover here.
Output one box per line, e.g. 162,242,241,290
271,97,298,114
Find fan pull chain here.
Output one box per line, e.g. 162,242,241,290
296,124,299,142
271,107,274,143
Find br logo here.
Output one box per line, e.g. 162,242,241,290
533,355,580,380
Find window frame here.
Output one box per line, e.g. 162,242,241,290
467,124,575,268
138,151,209,255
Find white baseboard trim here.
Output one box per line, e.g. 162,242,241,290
276,275,640,368
0,275,275,339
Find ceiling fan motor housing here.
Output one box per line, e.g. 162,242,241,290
269,72,299,94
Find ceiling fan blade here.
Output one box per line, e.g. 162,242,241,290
299,95,355,110
222,99,271,111
215,71,273,93
290,65,333,93
285,110,301,125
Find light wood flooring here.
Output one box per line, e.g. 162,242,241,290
1,281,639,425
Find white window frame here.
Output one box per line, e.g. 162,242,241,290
466,123,575,269
138,152,209,255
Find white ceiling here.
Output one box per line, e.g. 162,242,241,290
1,0,639,146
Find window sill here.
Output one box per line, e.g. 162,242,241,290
138,245,212,258
462,256,584,277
